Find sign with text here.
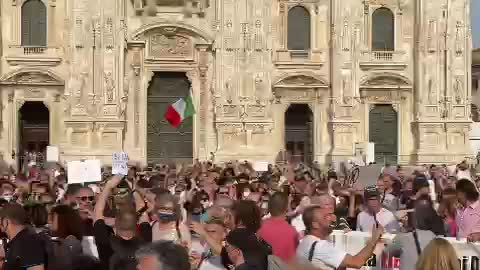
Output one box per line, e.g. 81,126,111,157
112,152,129,176
67,160,102,184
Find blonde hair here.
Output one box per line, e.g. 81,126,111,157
416,238,460,270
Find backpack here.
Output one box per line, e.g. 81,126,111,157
39,232,83,270
108,236,142,270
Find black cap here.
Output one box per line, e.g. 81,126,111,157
226,228,260,254
413,175,430,193
364,185,380,199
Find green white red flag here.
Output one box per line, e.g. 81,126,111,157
164,91,195,127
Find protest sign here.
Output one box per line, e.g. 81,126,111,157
253,161,269,172
67,160,102,184
46,146,59,162
112,152,129,176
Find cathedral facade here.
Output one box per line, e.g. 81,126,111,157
0,0,473,168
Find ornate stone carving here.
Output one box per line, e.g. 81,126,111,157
8,92,14,103
342,20,350,52
71,104,88,116
453,77,463,104
149,33,193,58
24,88,46,98
75,17,84,49
363,76,409,86
428,78,436,104
104,72,115,103
3,72,62,85
427,20,437,52
104,17,114,51
276,75,325,86
455,21,464,56
103,105,118,116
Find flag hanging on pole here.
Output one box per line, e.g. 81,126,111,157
164,90,195,128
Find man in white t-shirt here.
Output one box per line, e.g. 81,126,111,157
296,197,383,269
356,186,400,233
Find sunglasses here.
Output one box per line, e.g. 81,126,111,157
78,196,95,202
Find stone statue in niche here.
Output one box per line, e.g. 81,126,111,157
454,77,463,104
427,20,436,52
254,74,263,101
428,78,436,104
342,20,349,51
455,21,463,55
225,78,233,103
342,75,351,102
104,72,115,103
123,77,130,98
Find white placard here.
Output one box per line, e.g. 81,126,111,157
67,160,102,184
46,146,59,162
112,152,129,176
253,161,269,172
457,169,472,181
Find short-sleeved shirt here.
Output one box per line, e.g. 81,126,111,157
456,200,480,238
4,227,46,270
258,217,299,262
296,235,346,270
356,208,400,233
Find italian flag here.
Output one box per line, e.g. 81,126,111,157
164,91,196,127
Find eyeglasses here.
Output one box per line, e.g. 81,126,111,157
78,196,95,202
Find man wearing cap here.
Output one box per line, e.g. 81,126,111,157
356,186,400,233
0,203,46,270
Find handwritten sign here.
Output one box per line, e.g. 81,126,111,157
112,152,129,176
67,160,102,184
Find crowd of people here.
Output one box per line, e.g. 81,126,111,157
0,159,476,270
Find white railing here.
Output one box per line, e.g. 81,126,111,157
360,51,406,62
328,230,480,270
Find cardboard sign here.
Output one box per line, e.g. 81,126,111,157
46,146,59,162
67,160,102,184
253,161,269,172
112,152,129,176
357,164,383,186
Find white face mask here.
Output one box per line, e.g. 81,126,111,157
1,195,12,202
201,201,211,209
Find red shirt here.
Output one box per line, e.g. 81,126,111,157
258,216,299,262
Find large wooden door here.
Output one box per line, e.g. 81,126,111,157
285,104,313,164
147,72,193,163
369,105,398,164
18,101,49,170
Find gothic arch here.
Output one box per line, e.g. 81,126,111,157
0,68,64,86
131,21,214,44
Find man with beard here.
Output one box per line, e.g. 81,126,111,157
296,198,383,270
94,175,149,270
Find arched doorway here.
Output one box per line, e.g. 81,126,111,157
147,72,193,163
369,104,398,164
18,101,49,170
285,104,313,164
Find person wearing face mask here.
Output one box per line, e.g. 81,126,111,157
141,192,191,249
94,175,149,270
0,203,47,270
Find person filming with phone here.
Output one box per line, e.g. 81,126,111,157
356,186,400,233
296,197,384,270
